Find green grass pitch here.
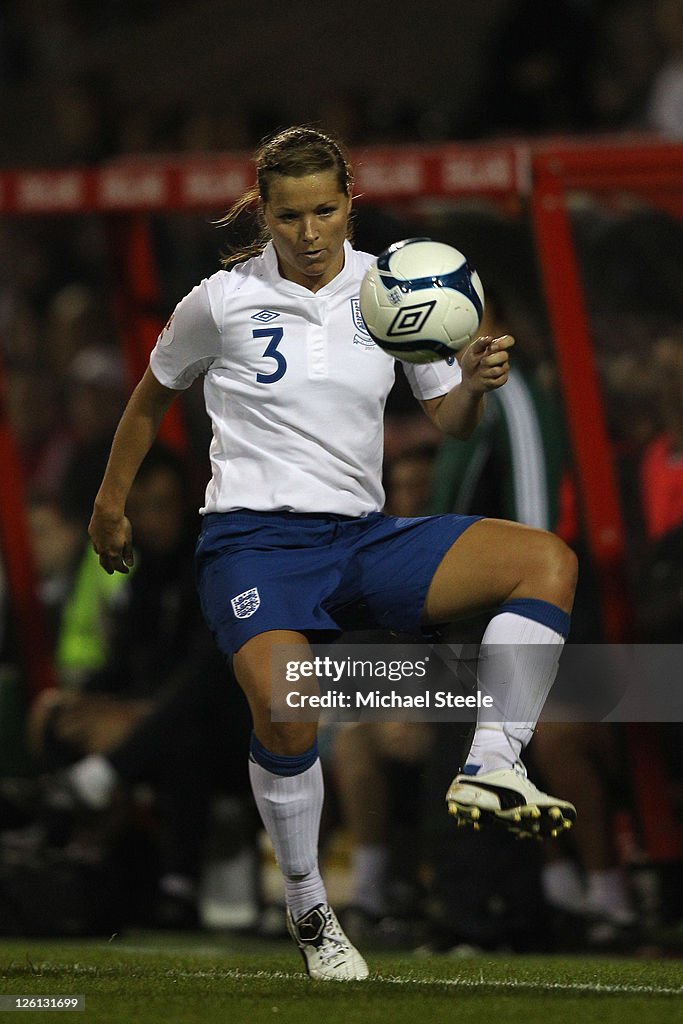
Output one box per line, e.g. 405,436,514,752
0,932,681,1024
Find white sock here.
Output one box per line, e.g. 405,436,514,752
466,612,565,772
542,858,585,913
585,868,636,924
68,754,118,809
248,757,327,921
352,844,389,916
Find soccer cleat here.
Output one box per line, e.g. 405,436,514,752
287,903,369,981
446,763,576,839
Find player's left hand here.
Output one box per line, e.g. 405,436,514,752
458,334,514,394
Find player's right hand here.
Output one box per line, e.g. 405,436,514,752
458,333,514,394
88,510,135,575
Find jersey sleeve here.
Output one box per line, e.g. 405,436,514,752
402,358,462,401
149,278,221,390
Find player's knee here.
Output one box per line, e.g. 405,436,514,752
538,532,578,604
555,535,578,591
269,720,318,757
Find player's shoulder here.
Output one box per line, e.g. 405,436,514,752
196,260,259,320
348,246,376,275
213,250,276,296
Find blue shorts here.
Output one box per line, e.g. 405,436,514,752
195,509,482,658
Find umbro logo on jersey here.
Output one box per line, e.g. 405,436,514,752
231,587,261,619
251,309,280,323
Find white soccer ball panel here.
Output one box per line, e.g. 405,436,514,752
386,240,467,279
442,289,483,350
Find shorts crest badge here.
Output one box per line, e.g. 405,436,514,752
231,587,261,619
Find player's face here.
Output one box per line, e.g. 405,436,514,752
263,171,352,291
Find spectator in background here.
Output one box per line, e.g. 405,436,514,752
4,366,71,501
636,331,683,642
27,497,83,651
332,721,431,946
32,444,253,929
34,443,202,705
532,718,638,946
46,284,114,378
2,310,123,510
63,346,126,448
59,345,127,529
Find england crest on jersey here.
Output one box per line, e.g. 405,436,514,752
231,587,261,619
350,298,374,347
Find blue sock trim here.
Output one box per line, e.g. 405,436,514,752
462,764,481,776
498,598,571,639
249,733,319,777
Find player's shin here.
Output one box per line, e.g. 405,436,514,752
465,599,570,772
248,734,327,920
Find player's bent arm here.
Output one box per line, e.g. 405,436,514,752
89,368,178,574
421,334,514,438
420,384,485,439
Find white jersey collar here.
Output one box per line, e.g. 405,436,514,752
262,239,354,297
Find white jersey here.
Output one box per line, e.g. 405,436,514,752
150,240,461,516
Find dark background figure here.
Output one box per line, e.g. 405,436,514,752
29,444,254,930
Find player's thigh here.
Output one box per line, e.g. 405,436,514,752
422,517,577,624
233,629,318,754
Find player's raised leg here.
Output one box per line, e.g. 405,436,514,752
422,518,578,837
233,630,368,981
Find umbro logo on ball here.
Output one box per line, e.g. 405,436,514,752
387,300,437,336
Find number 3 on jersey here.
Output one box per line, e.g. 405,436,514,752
254,327,286,383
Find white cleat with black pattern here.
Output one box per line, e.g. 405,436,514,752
287,903,369,981
446,762,576,839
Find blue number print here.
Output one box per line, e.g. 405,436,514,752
254,327,286,383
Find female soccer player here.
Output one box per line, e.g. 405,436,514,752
89,126,577,980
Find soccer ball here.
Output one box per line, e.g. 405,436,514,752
359,237,484,363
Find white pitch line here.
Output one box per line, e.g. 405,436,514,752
97,949,683,997
375,973,683,997
152,966,683,997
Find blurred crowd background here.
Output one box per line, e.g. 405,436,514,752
1,0,682,162
0,0,682,956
